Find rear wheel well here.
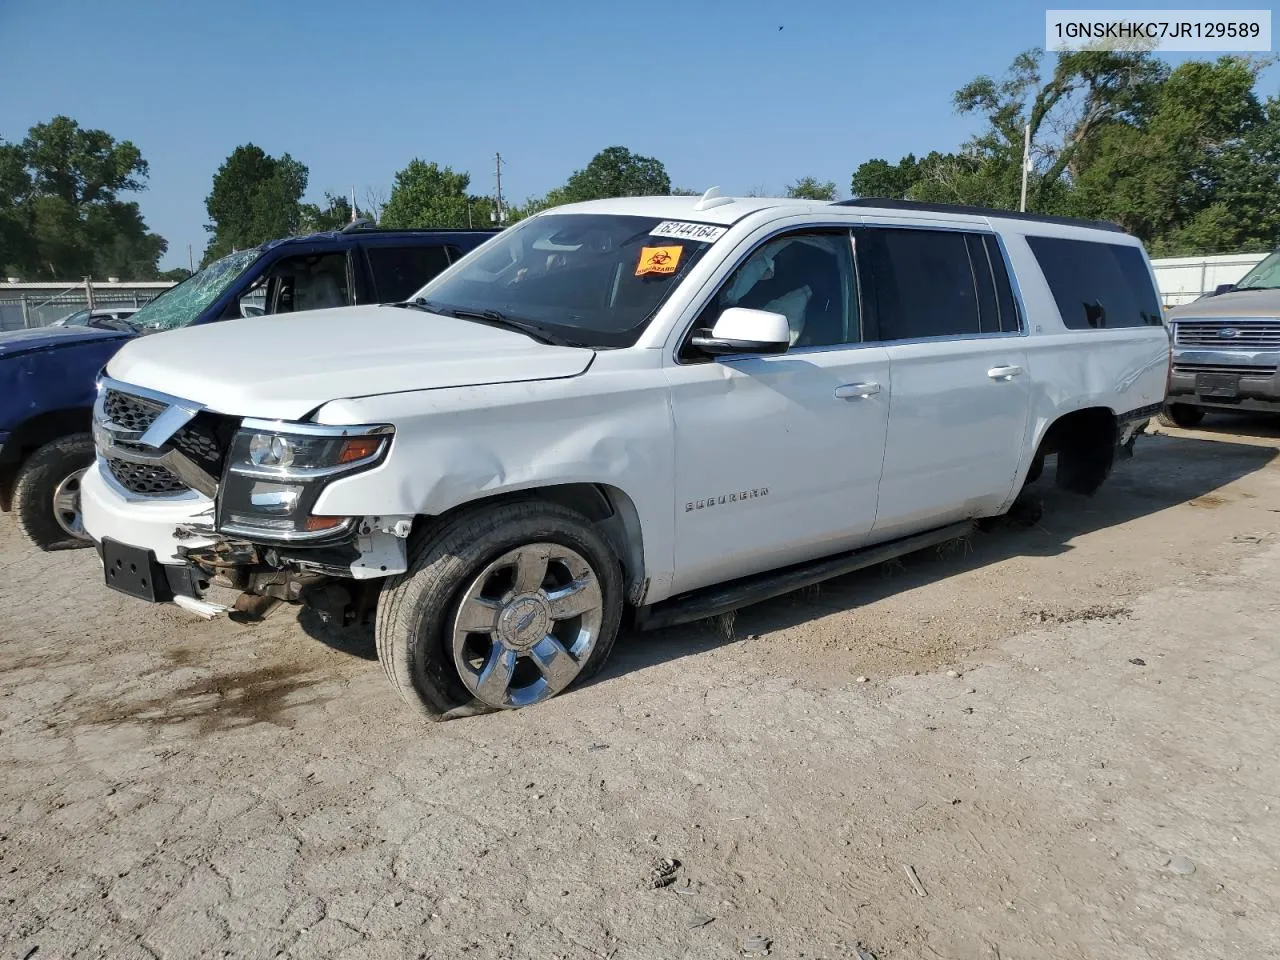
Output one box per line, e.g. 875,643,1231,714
1035,407,1118,496
416,483,648,604
0,408,93,511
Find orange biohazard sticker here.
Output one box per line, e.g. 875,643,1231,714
635,245,683,276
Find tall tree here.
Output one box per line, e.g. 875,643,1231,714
952,48,1167,211
299,192,356,233
203,144,308,262
1072,56,1276,251
0,116,167,279
552,146,671,203
379,160,494,228
785,176,838,200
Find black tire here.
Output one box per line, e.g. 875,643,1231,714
1157,403,1205,429
12,433,95,551
1023,453,1045,486
375,500,624,720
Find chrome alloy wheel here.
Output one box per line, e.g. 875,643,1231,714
52,467,89,540
451,542,604,709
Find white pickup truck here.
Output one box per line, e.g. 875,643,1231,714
82,193,1169,718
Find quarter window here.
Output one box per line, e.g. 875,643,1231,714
1026,236,1162,329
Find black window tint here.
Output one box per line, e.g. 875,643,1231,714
366,244,451,302
984,235,1021,333
861,229,982,341
966,234,999,334
1026,236,1162,329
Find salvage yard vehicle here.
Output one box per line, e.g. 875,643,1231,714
1161,248,1280,427
0,225,497,551
81,192,1169,718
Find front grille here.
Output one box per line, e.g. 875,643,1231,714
1174,321,1280,348
170,418,223,471
104,389,165,433
1173,362,1278,376
107,458,189,496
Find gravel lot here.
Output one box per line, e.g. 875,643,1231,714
3,417,1280,960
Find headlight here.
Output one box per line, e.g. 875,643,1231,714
216,420,393,541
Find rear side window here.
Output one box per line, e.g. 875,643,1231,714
365,244,452,302
858,228,1017,341
1026,236,1162,329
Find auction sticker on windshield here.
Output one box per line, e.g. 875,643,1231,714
650,221,727,243
636,246,683,276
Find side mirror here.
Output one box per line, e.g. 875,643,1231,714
1212,283,1236,296
690,307,790,356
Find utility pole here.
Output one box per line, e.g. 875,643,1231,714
1019,123,1032,212
494,152,505,226
351,185,358,223
188,244,194,273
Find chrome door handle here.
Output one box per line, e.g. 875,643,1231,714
987,365,1024,381
834,381,881,399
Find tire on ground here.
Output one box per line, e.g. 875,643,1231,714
1157,403,1205,429
375,499,624,720
12,433,95,551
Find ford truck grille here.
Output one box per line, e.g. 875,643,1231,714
1172,362,1277,376
1174,321,1280,348
107,458,189,495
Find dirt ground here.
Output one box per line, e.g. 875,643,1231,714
3,415,1280,960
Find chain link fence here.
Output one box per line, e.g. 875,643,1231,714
0,281,174,332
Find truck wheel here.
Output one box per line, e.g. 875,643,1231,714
1157,403,1205,428
1024,453,1045,486
376,501,624,719
12,433,95,551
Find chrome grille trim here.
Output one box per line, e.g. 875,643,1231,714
1172,363,1278,376
1174,320,1280,348
93,377,222,500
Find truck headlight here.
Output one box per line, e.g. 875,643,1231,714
216,420,393,541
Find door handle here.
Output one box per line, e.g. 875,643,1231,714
834,381,881,400
987,365,1024,381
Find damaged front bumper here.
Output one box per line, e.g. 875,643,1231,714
82,460,411,617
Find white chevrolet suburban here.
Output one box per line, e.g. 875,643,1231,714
82,193,1169,718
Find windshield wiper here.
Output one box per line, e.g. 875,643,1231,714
394,298,581,347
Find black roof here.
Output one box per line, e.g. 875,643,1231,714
832,198,1124,234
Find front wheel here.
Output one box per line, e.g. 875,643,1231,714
12,433,95,550
1158,403,1205,428
376,501,624,719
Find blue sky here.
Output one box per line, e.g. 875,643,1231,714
2,0,1275,270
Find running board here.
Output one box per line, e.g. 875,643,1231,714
634,520,976,632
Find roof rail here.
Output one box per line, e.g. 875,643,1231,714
832,198,1124,233
341,218,377,233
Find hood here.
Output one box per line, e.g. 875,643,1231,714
0,324,133,359
105,305,597,421
1168,288,1280,320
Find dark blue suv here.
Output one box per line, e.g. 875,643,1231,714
0,225,497,550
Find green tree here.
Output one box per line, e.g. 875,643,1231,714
0,116,167,279
203,144,308,262
380,159,494,229
1072,56,1276,251
158,266,192,282
785,177,838,200
553,146,671,203
952,48,1167,211
300,192,356,232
